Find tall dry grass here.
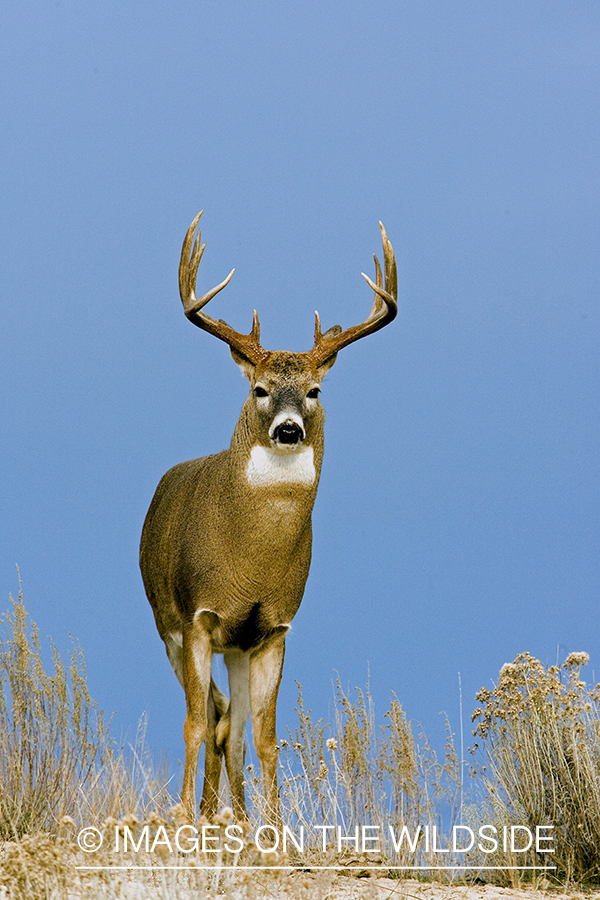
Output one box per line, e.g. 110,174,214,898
2,589,600,897
0,589,462,897
268,681,461,866
0,587,176,841
471,651,600,883
0,587,111,839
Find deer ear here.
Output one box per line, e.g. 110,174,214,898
316,325,342,378
230,346,256,382
317,354,337,378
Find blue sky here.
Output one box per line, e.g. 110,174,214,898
1,1,599,767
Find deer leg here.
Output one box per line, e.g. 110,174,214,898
164,630,184,687
222,649,251,823
249,632,286,828
181,624,212,823
199,682,224,822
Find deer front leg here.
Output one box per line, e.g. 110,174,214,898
200,683,225,822
181,623,213,823
249,630,286,828
223,649,251,823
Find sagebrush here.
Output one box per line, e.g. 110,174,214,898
471,650,600,883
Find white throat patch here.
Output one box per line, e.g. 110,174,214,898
246,445,316,487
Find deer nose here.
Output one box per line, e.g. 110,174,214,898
272,421,304,445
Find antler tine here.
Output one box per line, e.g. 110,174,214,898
179,210,203,308
308,222,398,367
361,222,398,312
178,211,267,365
179,211,235,316
381,221,398,299
314,309,322,343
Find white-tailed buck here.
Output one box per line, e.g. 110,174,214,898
140,211,397,824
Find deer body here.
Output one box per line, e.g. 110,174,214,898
140,212,397,825
142,361,323,661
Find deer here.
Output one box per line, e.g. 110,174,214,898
140,210,397,827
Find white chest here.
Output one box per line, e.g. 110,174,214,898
245,445,316,487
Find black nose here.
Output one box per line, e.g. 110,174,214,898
273,422,303,444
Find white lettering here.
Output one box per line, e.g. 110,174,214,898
255,825,279,852
510,826,533,852
150,825,173,854
337,826,359,852
452,826,474,853
282,826,304,852
201,825,220,853
536,825,554,854
122,825,150,853
478,825,498,853
175,825,199,853
314,825,334,851
388,825,421,853
431,826,449,853
224,825,244,853
362,825,380,853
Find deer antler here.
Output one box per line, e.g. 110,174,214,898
307,222,398,367
179,211,268,365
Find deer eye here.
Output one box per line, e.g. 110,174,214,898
254,386,268,398
307,387,320,399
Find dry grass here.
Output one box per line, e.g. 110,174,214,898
0,587,177,843
0,587,112,839
269,681,461,867
471,651,600,884
1,591,599,898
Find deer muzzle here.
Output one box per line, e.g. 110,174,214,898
270,413,305,446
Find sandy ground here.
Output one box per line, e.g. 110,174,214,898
387,883,599,900
270,876,600,900
370,882,598,900
3,838,599,900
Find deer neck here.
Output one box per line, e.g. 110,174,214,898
225,405,324,513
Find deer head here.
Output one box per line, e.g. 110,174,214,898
178,211,397,465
